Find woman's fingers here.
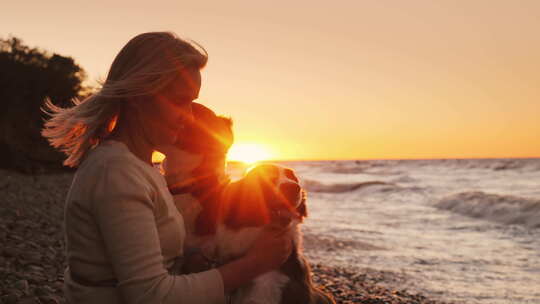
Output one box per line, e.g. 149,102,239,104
245,227,293,273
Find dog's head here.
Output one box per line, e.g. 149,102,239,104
245,164,307,221
165,103,233,235
223,164,307,229
165,102,233,187
178,102,233,160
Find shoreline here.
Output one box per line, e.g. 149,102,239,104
0,169,454,303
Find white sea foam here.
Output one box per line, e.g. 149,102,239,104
436,191,540,228
277,158,540,304
302,179,393,193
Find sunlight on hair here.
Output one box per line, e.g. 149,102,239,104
227,143,273,164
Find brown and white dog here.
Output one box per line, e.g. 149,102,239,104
164,103,334,304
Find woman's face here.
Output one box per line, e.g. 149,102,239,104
135,68,202,148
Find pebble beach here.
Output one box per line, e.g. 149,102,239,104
0,169,454,304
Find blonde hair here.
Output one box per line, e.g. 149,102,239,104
42,32,208,167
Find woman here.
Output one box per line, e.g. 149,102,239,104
42,32,292,304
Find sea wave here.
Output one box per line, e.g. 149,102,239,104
425,158,540,171
328,166,367,174
324,161,372,174
436,191,540,228
302,179,393,193
390,175,417,183
322,160,406,175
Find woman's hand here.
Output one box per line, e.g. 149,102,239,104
245,227,293,273
217,227,292,292
182,251,215,274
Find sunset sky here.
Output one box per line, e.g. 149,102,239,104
2,1,539,160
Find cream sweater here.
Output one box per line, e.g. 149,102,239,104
63,140,225,304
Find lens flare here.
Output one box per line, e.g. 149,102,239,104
227,143,273,164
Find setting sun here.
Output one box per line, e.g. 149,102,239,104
152,143,275,165
227,143,273,164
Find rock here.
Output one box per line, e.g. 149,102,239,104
27,265,44,272
21,252,42,264
26,274,48,285
13,280,29,294
3,248,21,258
1,292,22,304
16,297,39,304
9,234,24,242
52,281,64,291
34,286,55,296
38,296,61,304
25,241,40,249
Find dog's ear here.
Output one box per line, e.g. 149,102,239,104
181,103,234,156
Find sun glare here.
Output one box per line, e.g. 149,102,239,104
227,143,273,164
152,143,273,165
152,151,166,164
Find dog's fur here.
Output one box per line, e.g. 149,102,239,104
165,103,334,304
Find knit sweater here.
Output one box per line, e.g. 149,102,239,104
63,140,225,304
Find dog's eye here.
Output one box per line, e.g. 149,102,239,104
284,169,299,183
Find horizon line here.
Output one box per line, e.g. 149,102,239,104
244,156,540,163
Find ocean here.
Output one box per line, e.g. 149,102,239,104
252,158,540,304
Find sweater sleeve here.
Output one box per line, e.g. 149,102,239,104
92,158,225,304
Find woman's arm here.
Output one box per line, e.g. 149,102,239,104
92,158,225,304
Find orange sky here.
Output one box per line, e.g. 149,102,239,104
2,1,539,160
